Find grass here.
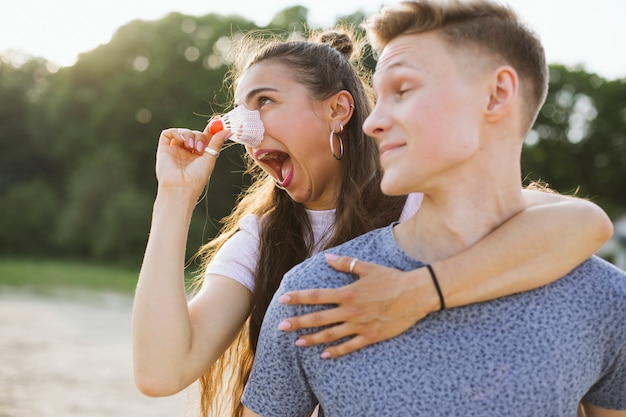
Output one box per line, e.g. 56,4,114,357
0,257,140,295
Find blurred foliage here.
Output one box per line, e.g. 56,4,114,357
0,257,140,294
0,7,625,267
522,66,626,217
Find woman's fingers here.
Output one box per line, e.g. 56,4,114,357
325,253,362,275
172,128,207,153
319,335,370,359
277,256,440,358
277,302,345,331
159,127,231,155
154,127,232,191
278,287,339,306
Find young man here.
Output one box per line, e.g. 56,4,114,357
241,1,626,416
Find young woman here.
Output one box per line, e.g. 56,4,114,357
132,29,613,416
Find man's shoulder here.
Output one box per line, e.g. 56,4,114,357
547,256,626,331
573,256,626,287
573,256,626,302
331,225,392,253
280,226,394,292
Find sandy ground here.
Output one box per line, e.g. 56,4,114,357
0,288,199,417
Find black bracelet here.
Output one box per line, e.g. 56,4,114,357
426,264,445,311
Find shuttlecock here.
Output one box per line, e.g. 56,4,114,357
207,106,264,147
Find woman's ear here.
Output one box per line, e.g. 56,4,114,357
329,90,355,127
485,65,518,122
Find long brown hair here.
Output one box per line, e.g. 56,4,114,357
194,28,406,416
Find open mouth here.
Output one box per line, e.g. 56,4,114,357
255,150,293,187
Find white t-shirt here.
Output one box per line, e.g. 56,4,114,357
204,193,423,292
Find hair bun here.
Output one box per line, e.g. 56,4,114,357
316,30,354,60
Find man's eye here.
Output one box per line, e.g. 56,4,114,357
397,88,411,97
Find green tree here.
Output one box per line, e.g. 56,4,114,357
26,12,260,262
1,7,624,265
522,66,626,218
0,58,61,254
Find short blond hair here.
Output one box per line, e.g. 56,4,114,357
364,0,548,132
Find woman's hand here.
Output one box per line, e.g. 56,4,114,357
276,254,440,358
155,125,231,196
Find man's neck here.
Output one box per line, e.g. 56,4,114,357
394,181,525,264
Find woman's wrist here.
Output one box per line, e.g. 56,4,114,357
156,183,202,199
425,264,445,310
404,267,442,316
153,187,199,220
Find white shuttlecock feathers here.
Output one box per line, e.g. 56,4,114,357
207,106,264,147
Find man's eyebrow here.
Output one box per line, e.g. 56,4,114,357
236,87,280,106
377,59,408,71
375,58,420,74
373,59,424,86
373,60,405,82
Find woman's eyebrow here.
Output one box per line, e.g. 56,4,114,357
240,87,280,105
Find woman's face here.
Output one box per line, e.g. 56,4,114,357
234,61,344,211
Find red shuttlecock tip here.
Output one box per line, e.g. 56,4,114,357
208,118,224,135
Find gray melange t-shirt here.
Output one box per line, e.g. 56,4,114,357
242,224,626,417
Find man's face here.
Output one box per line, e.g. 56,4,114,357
364,32,488,197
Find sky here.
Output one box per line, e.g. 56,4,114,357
1,0,625,80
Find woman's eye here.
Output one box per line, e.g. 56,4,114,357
259,96,273,106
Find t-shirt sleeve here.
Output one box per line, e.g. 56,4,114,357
204,215,259,292
583,340,626,410
242,280,317,417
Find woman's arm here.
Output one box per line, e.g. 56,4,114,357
242,407,263,417
580,402,626,417
435,189,613,307
276,191,613,358
132,127,252,396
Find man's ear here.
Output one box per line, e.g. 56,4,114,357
329,90,355,127
485,66,518,122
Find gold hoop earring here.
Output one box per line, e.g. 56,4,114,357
329,124,344,160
